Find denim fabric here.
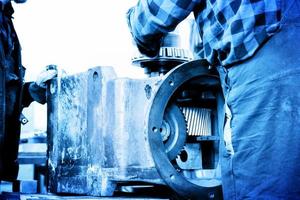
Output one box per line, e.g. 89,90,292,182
217,0,300,199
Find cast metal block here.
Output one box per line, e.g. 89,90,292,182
47,61,223,199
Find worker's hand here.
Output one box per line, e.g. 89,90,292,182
126,7,161,58
35,68,57,89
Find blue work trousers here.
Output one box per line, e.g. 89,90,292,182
217,1,300,199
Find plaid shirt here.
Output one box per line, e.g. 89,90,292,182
127,0,281,66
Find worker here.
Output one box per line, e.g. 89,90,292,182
0,0,57,181
127,0,300,199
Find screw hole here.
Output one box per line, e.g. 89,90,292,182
170,174,175,180
93,71,99,80
208,192,215,199
180,150,188,162
152,127,158,132
169,80,174,86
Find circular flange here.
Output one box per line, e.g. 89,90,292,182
147,60,222,199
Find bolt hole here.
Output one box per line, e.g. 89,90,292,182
169,80,174,86
152,127,158,132
93,71,99,80
170,174,175,180
180,150,188,162
208,192,215,199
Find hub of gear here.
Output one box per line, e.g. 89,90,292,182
161,104,187,160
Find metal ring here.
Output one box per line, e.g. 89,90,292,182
147,60,223,199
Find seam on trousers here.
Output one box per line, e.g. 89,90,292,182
222,66,238,200
280,0,297,26
223,67,235,156
224,104,234,156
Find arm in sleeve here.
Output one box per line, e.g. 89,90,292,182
127,0,199,57
22,82,46,107
22,67,57,107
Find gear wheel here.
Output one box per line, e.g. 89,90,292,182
162,104,187,160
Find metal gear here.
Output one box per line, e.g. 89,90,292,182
162,104,187,161
147,60,222,199
180,106,213,136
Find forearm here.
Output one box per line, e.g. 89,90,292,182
127,0,198,57
22,82,46,107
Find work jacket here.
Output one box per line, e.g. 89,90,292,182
0,1,46,180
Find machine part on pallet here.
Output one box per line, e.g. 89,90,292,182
181,107,212,136
47,60,223,198
47,67,166,197
147,59,222,199
162,104,187,161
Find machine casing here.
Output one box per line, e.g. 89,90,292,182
47,62,224,198
47,67,164,196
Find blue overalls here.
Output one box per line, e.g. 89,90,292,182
217,0,300,199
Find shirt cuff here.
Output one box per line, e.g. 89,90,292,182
23,82,46,107
126,7,162,57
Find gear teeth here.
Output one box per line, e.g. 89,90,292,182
180,106,212,136
179,106,189,136
176,106,188,160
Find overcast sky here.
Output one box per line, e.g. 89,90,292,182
12,0,192,133
13,0,144,81
13,0,148,132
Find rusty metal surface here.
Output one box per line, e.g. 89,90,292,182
47,68,91,195
47,62,224,199
145,60,223,199
47,67,164,197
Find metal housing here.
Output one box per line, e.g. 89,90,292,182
47,61,224,199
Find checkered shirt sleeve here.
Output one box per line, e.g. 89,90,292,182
127,0,199,57
127,0,281,66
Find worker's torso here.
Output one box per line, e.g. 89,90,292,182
194,0,281,66
0,1,23,119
